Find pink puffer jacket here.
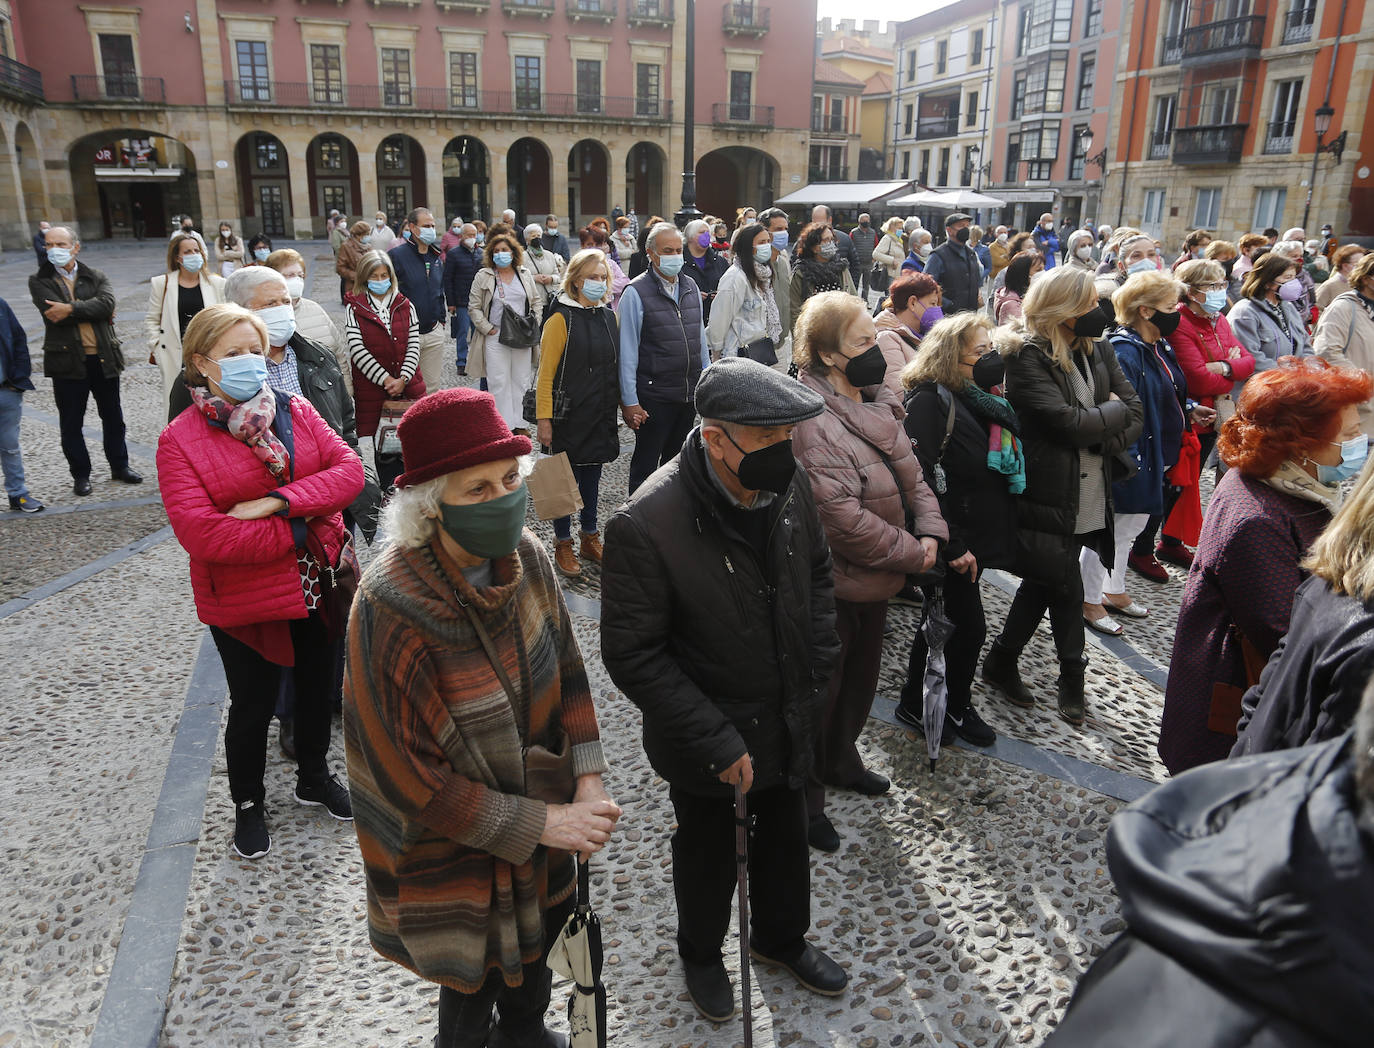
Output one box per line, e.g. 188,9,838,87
158,394,365,629
793,370,948,603
874,308,920,396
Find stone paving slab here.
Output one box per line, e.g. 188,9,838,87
0,500,168,603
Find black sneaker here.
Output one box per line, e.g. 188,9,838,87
947,705,997,747
808,814,841,853
295,774,353,821
233,801,271,859
895,702,954,745
683,958,736,1022
7,494,44,513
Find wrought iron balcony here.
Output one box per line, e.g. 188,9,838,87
1263,122,1295,155
915,116,962,141
1172,124,1247,164
810,114,845,134
628,0,673,26
0,54,42,103
808,165,850,182
502,0,555,16
1149,130,1173,159
722,3,768,36
567,0,615,22
71,74,165,104
1180,15,1266,67
435,0,491,11
1161,35,1183,64
1282,5,1315,44
713,101,775,127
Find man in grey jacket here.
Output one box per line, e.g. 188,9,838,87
849,214,880,301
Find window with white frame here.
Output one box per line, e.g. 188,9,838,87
1253,187,1287,230
1194,187,1222,228
1142,188,1166,235
1265,79,1302,154
1151,95,1176,157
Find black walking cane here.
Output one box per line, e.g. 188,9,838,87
734,782,753,1048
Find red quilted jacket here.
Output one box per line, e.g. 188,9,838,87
157,393,365,629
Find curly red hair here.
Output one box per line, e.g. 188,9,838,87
1219,357,1374,476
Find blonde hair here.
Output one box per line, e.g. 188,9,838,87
1349,252,1374,290
1007,266,1099,371
354,249,396,295
1176,258,1225,290
264,248,305,272
561,248,610,301
793,290,868,376
1204,240,1237,261
902,312,992,391
1113,271,1183,326
181,303,269,386
166,232,202,273
1304,457,1374,600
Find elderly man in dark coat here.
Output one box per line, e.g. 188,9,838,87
601,357,847,1023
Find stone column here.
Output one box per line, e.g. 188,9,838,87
490,146,508,216
288,138,315,238
609,146,627,217
358,146,379,217
551,141,570,225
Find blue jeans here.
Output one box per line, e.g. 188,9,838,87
0,387,28,499
552,463,603,540
452,310,471,368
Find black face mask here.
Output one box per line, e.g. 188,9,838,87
1221,257,1236,279
837,343,888,388
971,350,1005,391
1072,306,1110,339
723,431,796,494
1149,308,1182,337
955,227,971,244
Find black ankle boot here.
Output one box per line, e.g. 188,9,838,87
1057,657,1088,726
982,642,1037,708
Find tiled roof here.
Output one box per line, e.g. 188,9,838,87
814,58,867,88
821,36,895,62
863,71,892,96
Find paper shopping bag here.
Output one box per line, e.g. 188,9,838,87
527,452,584,521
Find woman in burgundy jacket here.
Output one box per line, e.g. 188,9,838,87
158,304,364,861
344,250,425,439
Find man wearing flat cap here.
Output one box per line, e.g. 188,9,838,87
923,212,984,315
600,357,847,1022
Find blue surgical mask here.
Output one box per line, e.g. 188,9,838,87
754,243,773,265
256,304,296,347
47,246,72,268
402,229,412,241
771,231,789,251
493,250,513,268
253,248,270,262
418,226,437,244
581,279,607,303
1203,289,1228,315
1314,436,1368,484
210,353,269,402
181,252,204,273
476,233,486,245
367,278,392,296
657,254,684,277
1126,258,1155,276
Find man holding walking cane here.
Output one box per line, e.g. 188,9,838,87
601,357,849,1024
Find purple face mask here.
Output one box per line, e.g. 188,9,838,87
1277,278,1305,302
697,231,711,248
919,304,945,335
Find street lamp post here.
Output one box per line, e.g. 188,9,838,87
674,0,703,229
1302,103,1347,232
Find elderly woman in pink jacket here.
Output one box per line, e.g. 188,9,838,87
792,290,948,853
158,303,364,862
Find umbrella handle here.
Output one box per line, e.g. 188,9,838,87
577,858,591,910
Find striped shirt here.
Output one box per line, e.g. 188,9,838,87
345,291,420,388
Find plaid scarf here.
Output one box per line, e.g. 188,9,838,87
189,383,291,479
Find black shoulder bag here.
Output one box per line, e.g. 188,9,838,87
496,274,541,348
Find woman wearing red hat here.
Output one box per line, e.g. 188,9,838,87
343,387,620,1048
157,303,365,861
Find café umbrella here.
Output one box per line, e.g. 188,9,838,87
548,861,608,1047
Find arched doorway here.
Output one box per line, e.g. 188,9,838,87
376,134,425,229
235,131,293,237
626,142,666,220
306,133,360,235
442,136,489,225
13,123,46,225
507,138,551,222
67,129,201,240
568,139,609,227
695,147,778,224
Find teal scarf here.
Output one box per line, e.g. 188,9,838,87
959,382,1026,494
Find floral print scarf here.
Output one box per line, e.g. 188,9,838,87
189,382,291,479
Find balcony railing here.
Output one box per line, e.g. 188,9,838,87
628,0,673,26
435,0,491,11
713,101,774,127
1282,5,1315,44
722,3,769,35
915,117,962,140
1149,130,1173,159
0,54,43,102
567,0,616,21
1180,15,1266,66
1263,122,1295,154
502,0,555,15
222,81,672,121
1172,124,1247,164
1161,35,1183,64
71,74,165,104
810,114,845,134
808,165,850,182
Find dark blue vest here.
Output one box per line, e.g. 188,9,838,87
630,269,703,404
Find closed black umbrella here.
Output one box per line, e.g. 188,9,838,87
548,861,608,1047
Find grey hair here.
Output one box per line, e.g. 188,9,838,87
684,219,710,239
48,225,79,245
225,265,288,306
1273,239,1304,259
646,221,680,253
912,229,933,246
380,456,538,549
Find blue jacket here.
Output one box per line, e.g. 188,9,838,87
900,249,927,273
442,243,482,313
974,242,992,278
1109,325,1188,515
388,242,445,334
0,297,33,391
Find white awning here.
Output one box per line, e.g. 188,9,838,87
986,187,1061,204
774,181,914,206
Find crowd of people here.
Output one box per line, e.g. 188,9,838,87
4,197,1374,1046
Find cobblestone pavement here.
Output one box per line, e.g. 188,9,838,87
1,241,1187,1048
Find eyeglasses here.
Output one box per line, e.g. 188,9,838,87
1196,282,1227,292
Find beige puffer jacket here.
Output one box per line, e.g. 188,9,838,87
874,308,920,396
793,370,947,603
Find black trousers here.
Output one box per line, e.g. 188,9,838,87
670,783,811,966
51,355,128,480
210,611,335,805
1131,484,1186,556
900,568,987,717
435,893,575,1048
628,397,695,494
995,556,1085,666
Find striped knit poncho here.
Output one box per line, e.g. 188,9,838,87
343,531,607,993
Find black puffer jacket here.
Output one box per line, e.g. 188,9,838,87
1003,336,1143,580
600,429,842,796
1231,575,1374,758
1047,732,1374,1047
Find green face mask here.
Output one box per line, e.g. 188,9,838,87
437,485,528,559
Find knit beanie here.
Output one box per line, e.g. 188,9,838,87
394,389,532,488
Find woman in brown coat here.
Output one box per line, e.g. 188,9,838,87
334,220,372,305
792,290,948,853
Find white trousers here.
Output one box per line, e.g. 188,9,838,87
485,335,533,430
1079,511,1150,604
417,327,448,392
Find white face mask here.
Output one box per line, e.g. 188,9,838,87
284,276,305,299
1076,245,1093,260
